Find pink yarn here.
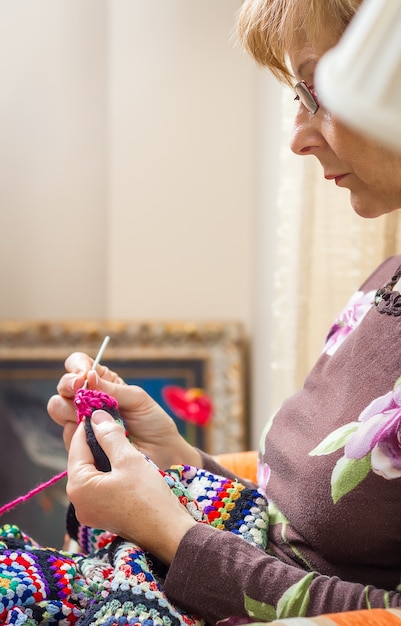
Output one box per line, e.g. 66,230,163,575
74,388,118,422
0,470,68,516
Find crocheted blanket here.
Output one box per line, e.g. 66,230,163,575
0,464,268,625
0,387,269,624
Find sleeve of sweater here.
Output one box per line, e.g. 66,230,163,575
163,523,401,625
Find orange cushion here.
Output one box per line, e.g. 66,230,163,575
268,608,401,624
214,450,258,483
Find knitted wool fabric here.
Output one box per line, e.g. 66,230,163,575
0,388,269,625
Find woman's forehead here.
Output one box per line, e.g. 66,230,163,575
287,21,343,79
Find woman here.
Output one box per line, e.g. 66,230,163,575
48,0,401,622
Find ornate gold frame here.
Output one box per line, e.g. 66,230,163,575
0,320,248,454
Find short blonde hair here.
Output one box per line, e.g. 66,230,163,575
236,0,362,85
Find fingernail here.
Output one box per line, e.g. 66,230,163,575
91,410,112,425
87,370,99,385
69,375,80,391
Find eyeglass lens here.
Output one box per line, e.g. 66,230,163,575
294,81,319,114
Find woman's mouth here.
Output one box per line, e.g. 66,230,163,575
325,173,349,186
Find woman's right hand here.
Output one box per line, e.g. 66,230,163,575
47,352,202,470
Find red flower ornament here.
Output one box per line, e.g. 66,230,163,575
162,386,213,426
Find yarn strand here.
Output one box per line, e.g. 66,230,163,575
0,470,68,516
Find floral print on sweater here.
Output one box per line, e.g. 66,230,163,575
322,289,376,356
311,288,401,501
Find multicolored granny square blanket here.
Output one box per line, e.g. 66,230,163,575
0,464,269,625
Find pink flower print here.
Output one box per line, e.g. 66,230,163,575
322,290,375,356
310,378,401,501
345,382,401,479
257,460,271,498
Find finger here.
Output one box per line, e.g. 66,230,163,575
63,422,78,451
62,353,126,393
47,394,77,426
56,372,86,398
87,365,126,386
55,365,122,400
89,409,137,465
64,352,94,375
86,373,153,413
68,420,94,470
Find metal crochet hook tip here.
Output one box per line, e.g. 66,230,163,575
82,335,110,390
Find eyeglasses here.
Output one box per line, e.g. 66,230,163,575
294,80,319,115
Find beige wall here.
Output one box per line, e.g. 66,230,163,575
0,0,108,317
0,0,261,322
108,2,258,322
0,0,283,446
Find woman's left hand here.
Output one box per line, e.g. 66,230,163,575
67,409,196,564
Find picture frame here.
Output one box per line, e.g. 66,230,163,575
0,320,248,547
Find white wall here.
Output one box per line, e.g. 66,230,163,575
0,0,283,447
0,0,108,317
108,2,258,322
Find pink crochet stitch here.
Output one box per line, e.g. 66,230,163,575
74,387,119,422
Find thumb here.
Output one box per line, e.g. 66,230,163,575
91,408,118,427
89,409,131,470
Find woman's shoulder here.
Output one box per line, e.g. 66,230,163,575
359,255,401,292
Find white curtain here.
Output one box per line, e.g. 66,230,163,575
268,91,401,414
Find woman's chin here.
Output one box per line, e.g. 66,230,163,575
350,192,399,219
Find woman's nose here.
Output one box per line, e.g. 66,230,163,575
289,106,324,156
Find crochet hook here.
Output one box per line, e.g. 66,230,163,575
82,335,110,389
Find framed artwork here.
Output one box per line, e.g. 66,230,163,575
0,320,248,547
